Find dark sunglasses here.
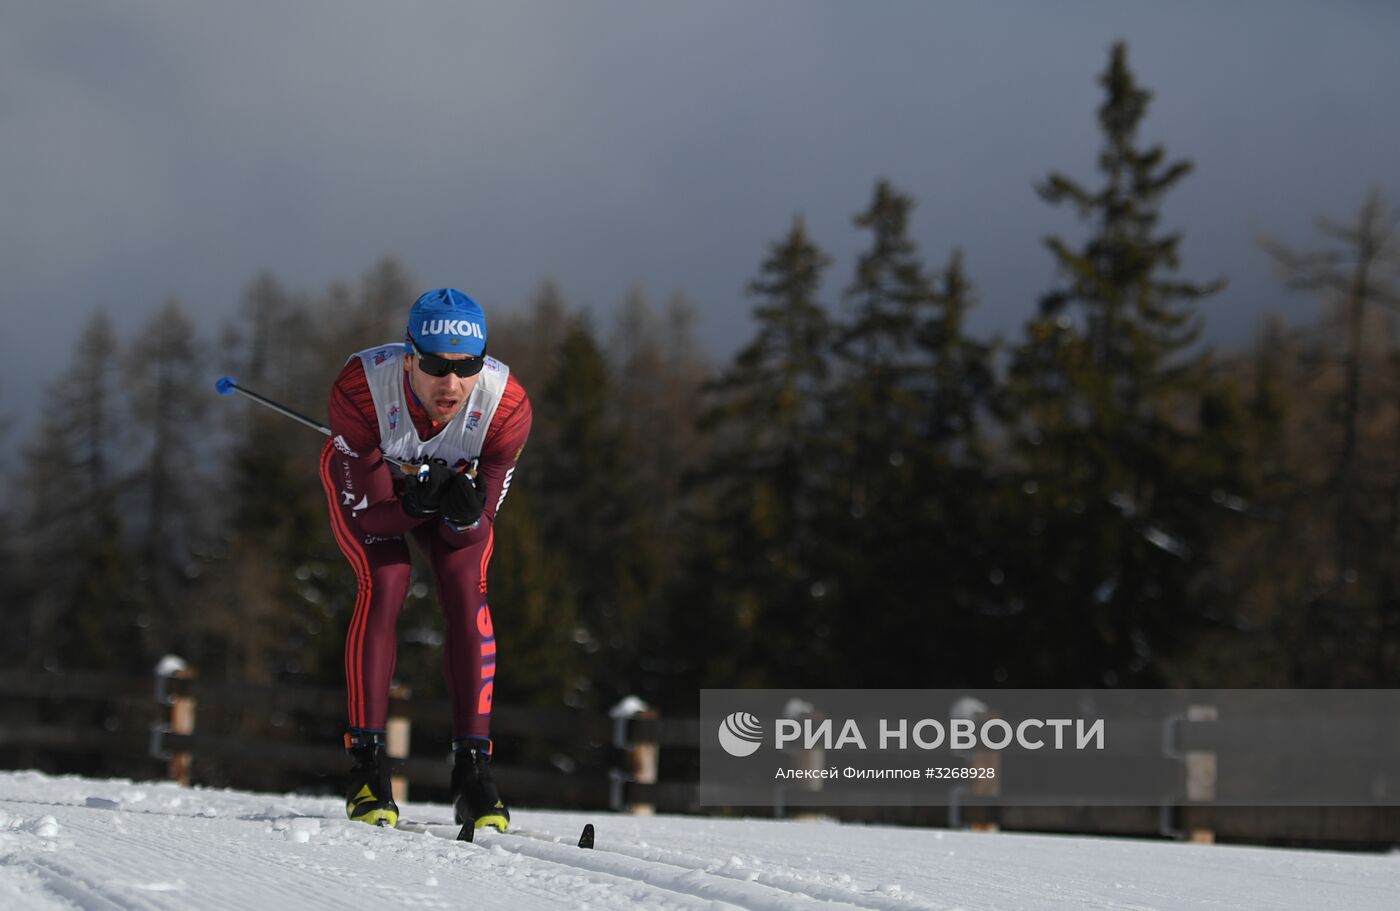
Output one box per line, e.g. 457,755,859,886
408,336,486,378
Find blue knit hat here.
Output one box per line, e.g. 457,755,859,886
407,288,488,356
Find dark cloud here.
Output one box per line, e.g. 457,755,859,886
2,2,1397,429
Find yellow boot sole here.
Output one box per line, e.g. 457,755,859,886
474,813,509,833
348,805,399,828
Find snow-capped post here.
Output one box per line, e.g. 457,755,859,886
1184,704,1218,844
781,698,825,821
387,683,411,804
947,696,999,832
153,656,196,787
609,696,658,815
1161,702,1218,843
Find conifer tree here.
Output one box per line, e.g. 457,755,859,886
490,279,572,390
607,287,709,699
0,393,21,670
1259,190,1400,591
484,480,583,709
201,276,338,684
22,311,146,673
0,511,14,664
124,299,206,658
900,249,1008,685
528,315,644,707
919,251,998,450
1166,319,1305,685
358,256,417,343
827,181,988,685
611,286,673,503
1253,191,1400,683
836,180,943,519
304,257,416,410
473,281,581,708
1005,41,1233,685
692,216,835,686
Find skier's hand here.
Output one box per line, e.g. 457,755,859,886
442,470,487,526
401,462,455,517
441,471,486,528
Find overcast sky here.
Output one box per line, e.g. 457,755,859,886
2,2,1397,433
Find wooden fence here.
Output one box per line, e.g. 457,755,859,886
1,667,1397,848
0,665,632,810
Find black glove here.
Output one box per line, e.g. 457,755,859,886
401,462,456,518
440,471,486,528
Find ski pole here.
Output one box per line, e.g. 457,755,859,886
215,376,426,478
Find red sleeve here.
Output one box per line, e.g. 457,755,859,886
480,374,532,522
437,374,533,548
328,359,382,456
328,358,430,539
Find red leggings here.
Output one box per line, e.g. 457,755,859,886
320,461,496,740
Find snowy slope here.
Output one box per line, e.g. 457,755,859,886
0,770,1396,910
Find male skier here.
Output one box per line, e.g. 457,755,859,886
318,288,532,830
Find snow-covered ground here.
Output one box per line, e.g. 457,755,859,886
0,770,1397,910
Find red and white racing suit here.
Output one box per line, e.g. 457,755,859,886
318,343,531,741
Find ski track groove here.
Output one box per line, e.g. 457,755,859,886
428,818,1158,911
520,821,1261,911
358,821,738,911
0,859,83,911
1,784,1196,911
399,825,700,911
14,810,360,911
4,791,705,911
648,831,1220,911
550,824,1005,911
409,821,918,911
18,855,130,911
6,775,1400,911
571,833,948,911
1,798,456,911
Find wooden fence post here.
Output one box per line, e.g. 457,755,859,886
387,683,412,804
950,696,999,832
969,719,1002,833
154,657,196,786
610,697,658,815
1185,704,1218,844
783,699,825,821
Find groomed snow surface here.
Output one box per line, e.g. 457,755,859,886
1,770,1397,910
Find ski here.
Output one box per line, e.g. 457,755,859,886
395,818,595,849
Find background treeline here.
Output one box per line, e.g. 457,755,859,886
3,44,1398,775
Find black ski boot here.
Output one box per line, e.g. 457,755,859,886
344,730,399,828
451,738,510,832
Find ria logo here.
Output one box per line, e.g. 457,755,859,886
717,712,764,757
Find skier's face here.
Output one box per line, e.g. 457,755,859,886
407,352,480,423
